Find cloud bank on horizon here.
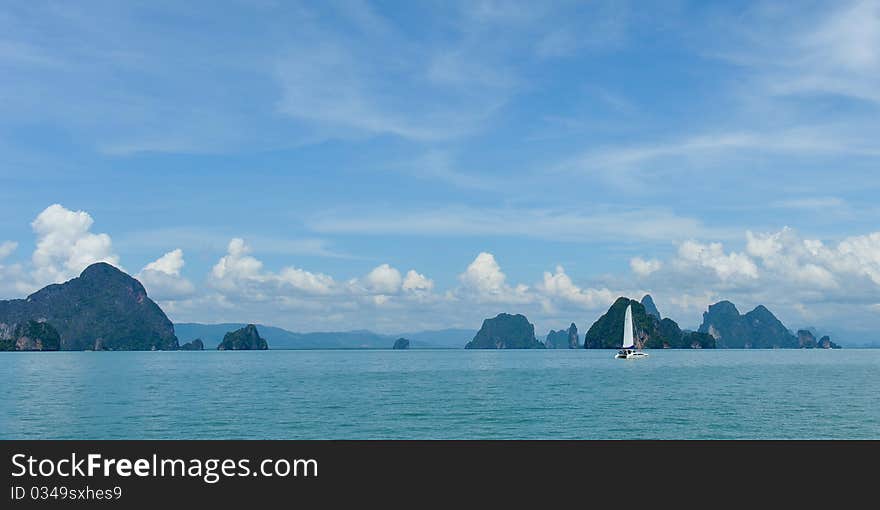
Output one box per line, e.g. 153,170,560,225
1,1,879,337
2,204,880,340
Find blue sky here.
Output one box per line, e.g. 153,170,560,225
1,1,879,340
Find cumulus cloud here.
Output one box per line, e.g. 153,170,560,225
537,266,615,309
629,227,880,333
630,257,661,276
210,238,337,297
458,252,531,304
363,264,403,294
211,238,265,285
675,240,758,281
346,265,437,306
143,248,185,275
745,228,837,289
278,267,336,295
744,227,880,290
402,270,434,293
30,204,119,285
137,249,196,300
205,238,445,316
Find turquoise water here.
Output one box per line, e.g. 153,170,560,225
1,349,878,439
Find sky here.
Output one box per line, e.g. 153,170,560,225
1,1,879,340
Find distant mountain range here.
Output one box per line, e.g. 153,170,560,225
174,323,474,350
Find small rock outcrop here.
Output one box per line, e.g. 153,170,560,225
392,338,410,350
797,330,818,349
180,338,205,351
217,324,268,350
465,313,544,349
818,335,840,349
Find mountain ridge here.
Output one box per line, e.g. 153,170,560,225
174,323,474,349
0,262,178,351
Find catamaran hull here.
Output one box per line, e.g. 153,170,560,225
615,351,649,359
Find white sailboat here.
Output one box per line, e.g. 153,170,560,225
615,304,648,359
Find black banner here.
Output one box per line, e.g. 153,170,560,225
2,441,876,507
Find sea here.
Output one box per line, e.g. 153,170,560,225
1,349,878,439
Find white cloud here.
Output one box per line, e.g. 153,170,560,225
210,238,337,296
745,228,837,289
630,257,661,276
458,252,531,304
30,204,119,285
363,264,403,294
631,227,880,332
754,229,880,288
143,248,185,276
828,232,880,285
537,265,615,309
402,270,434,293
211,238,265,285
676,240,758,281
137,249,195,300
278,267,336,295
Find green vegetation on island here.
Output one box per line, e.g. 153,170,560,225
545,323,580,349
0,320,61,351
698,301,802,349
0,263,178,351
217,324,268,350
582,296,716,349
180,338,205,351
641,294,661,319
465,313,545,349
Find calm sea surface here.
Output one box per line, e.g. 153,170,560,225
1,349,878,439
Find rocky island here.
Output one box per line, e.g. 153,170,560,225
0,262,843,351
180,338,205,351
465,313,545,349
217,324,268,350
699,301,800,349
545,323,579,349
796,329,840,349
0,262,178,351
676,299,841,349
584,297,715,349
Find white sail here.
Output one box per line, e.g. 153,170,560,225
622,304,634,348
